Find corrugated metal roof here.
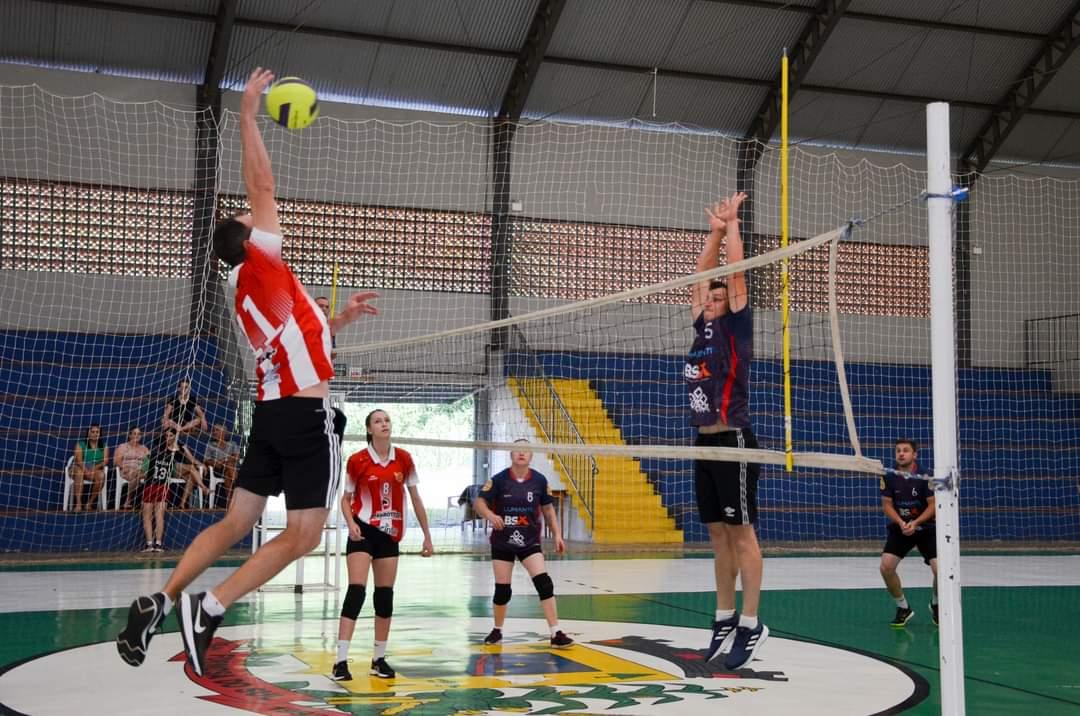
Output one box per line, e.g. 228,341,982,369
848,0,1070,35
806,17,1038,103
1032,52,1080,114
2,0,1079,164
997,115,1080,165
238,0,532,52
0,0,208,84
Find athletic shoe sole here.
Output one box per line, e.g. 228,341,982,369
116,595,164,667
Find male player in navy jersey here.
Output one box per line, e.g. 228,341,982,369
473,442,573,649
879,438,938,627
685,191,767,671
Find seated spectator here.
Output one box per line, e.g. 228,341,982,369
202,423,240,509
162,377,208,437
113,425,150,509
72,423,109,512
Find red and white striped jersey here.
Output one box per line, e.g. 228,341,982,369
228,228,334,401
345,445,419,542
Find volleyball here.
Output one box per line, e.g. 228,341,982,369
265,77,319,130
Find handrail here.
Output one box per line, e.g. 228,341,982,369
508,325,598,532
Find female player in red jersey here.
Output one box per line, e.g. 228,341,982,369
331,409,434,681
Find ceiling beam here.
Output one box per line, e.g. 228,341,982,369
23,0,1080,123
497,0,567,122
744,0,852,145
196,0,238,111
960,1,1080,173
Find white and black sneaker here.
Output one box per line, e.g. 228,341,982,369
370,657,396,679
483,628,503,645
178,592,223,677
705,613,739,661
331,660,352,681
723,623,769,671
116,592,168,666
550,631,574,649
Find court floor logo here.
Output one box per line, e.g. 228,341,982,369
0,617,926,715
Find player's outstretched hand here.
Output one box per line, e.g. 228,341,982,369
342,291,379,319
704,202,727,234
554,535,566,554
420,537,434,557
241,68,275,119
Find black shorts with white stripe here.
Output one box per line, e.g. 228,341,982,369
236,396,341,510
694,428,760,526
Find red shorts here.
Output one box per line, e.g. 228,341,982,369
142,483,168,504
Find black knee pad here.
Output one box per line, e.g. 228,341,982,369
340,583,366,620
373,586,394,618
493,583,512,605
532,573,554,601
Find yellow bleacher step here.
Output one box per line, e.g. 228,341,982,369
508,377,682,545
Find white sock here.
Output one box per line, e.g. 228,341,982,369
373,640,387,660
549,623,561,637
738,614,758,629
160,593,174,615
895,595,909,609
715,609,736,622
336,639,350,663
202,591,226,617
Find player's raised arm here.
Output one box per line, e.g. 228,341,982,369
716,192,748,313
329,291,380,334
239,68,282,238
691,201,727,320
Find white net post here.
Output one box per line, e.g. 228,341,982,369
926,101,965,714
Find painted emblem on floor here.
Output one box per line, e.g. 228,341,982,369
0,617,926,714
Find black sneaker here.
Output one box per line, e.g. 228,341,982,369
116,592,168,666
705,613,739,661
331,660,352,681
370,657,395,679
890,606,914,628
178,592,223,676
550,630,574,649
483,628,503,645
153,542,164,553
930,602,939,626
140,543,155,553
724,623,769,670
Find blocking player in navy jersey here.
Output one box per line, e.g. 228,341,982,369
879,438,938,627
473,442,573,649
685,191,767,671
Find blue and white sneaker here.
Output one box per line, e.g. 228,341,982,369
724,622,769,670
705,613,740,661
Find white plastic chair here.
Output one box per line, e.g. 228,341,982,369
63,455,107,511
205,466,225,508
444,495,463,532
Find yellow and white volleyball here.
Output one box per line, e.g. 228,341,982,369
265,77,319,130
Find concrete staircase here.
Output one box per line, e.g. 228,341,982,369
509,377,681,544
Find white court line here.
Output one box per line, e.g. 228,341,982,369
1,554,1077,614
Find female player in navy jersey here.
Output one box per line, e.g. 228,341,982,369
331,409,434,681
473,442,572,648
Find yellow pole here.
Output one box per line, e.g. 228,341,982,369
781,49,793,473
329,262,340,319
